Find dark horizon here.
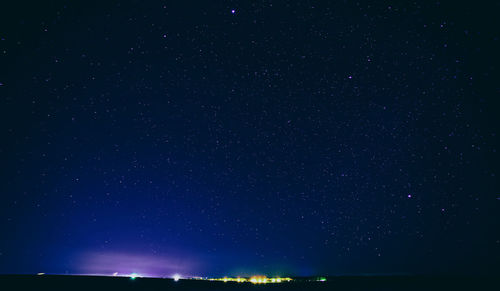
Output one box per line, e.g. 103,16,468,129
1,0,498,278
1,274,497,291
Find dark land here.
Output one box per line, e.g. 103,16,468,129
0,275,497,290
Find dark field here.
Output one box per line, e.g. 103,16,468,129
0,275,497,291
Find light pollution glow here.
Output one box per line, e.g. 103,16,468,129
69,251,322,282
76,252,199,278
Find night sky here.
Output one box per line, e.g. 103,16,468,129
1,1,499,278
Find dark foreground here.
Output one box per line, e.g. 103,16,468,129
0,275,497,291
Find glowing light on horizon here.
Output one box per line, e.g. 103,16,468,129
173,274,181,281
197,275,292,284
77,252,197,279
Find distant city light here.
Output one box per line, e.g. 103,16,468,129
206,276,291,284
173,274,181,281
129,273,139,280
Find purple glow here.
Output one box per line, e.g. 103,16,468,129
231,9,236,14
407,194,412,198
75,251,200,278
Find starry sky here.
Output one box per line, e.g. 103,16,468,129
0,0,499,277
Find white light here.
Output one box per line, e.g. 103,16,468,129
173,274,181,281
